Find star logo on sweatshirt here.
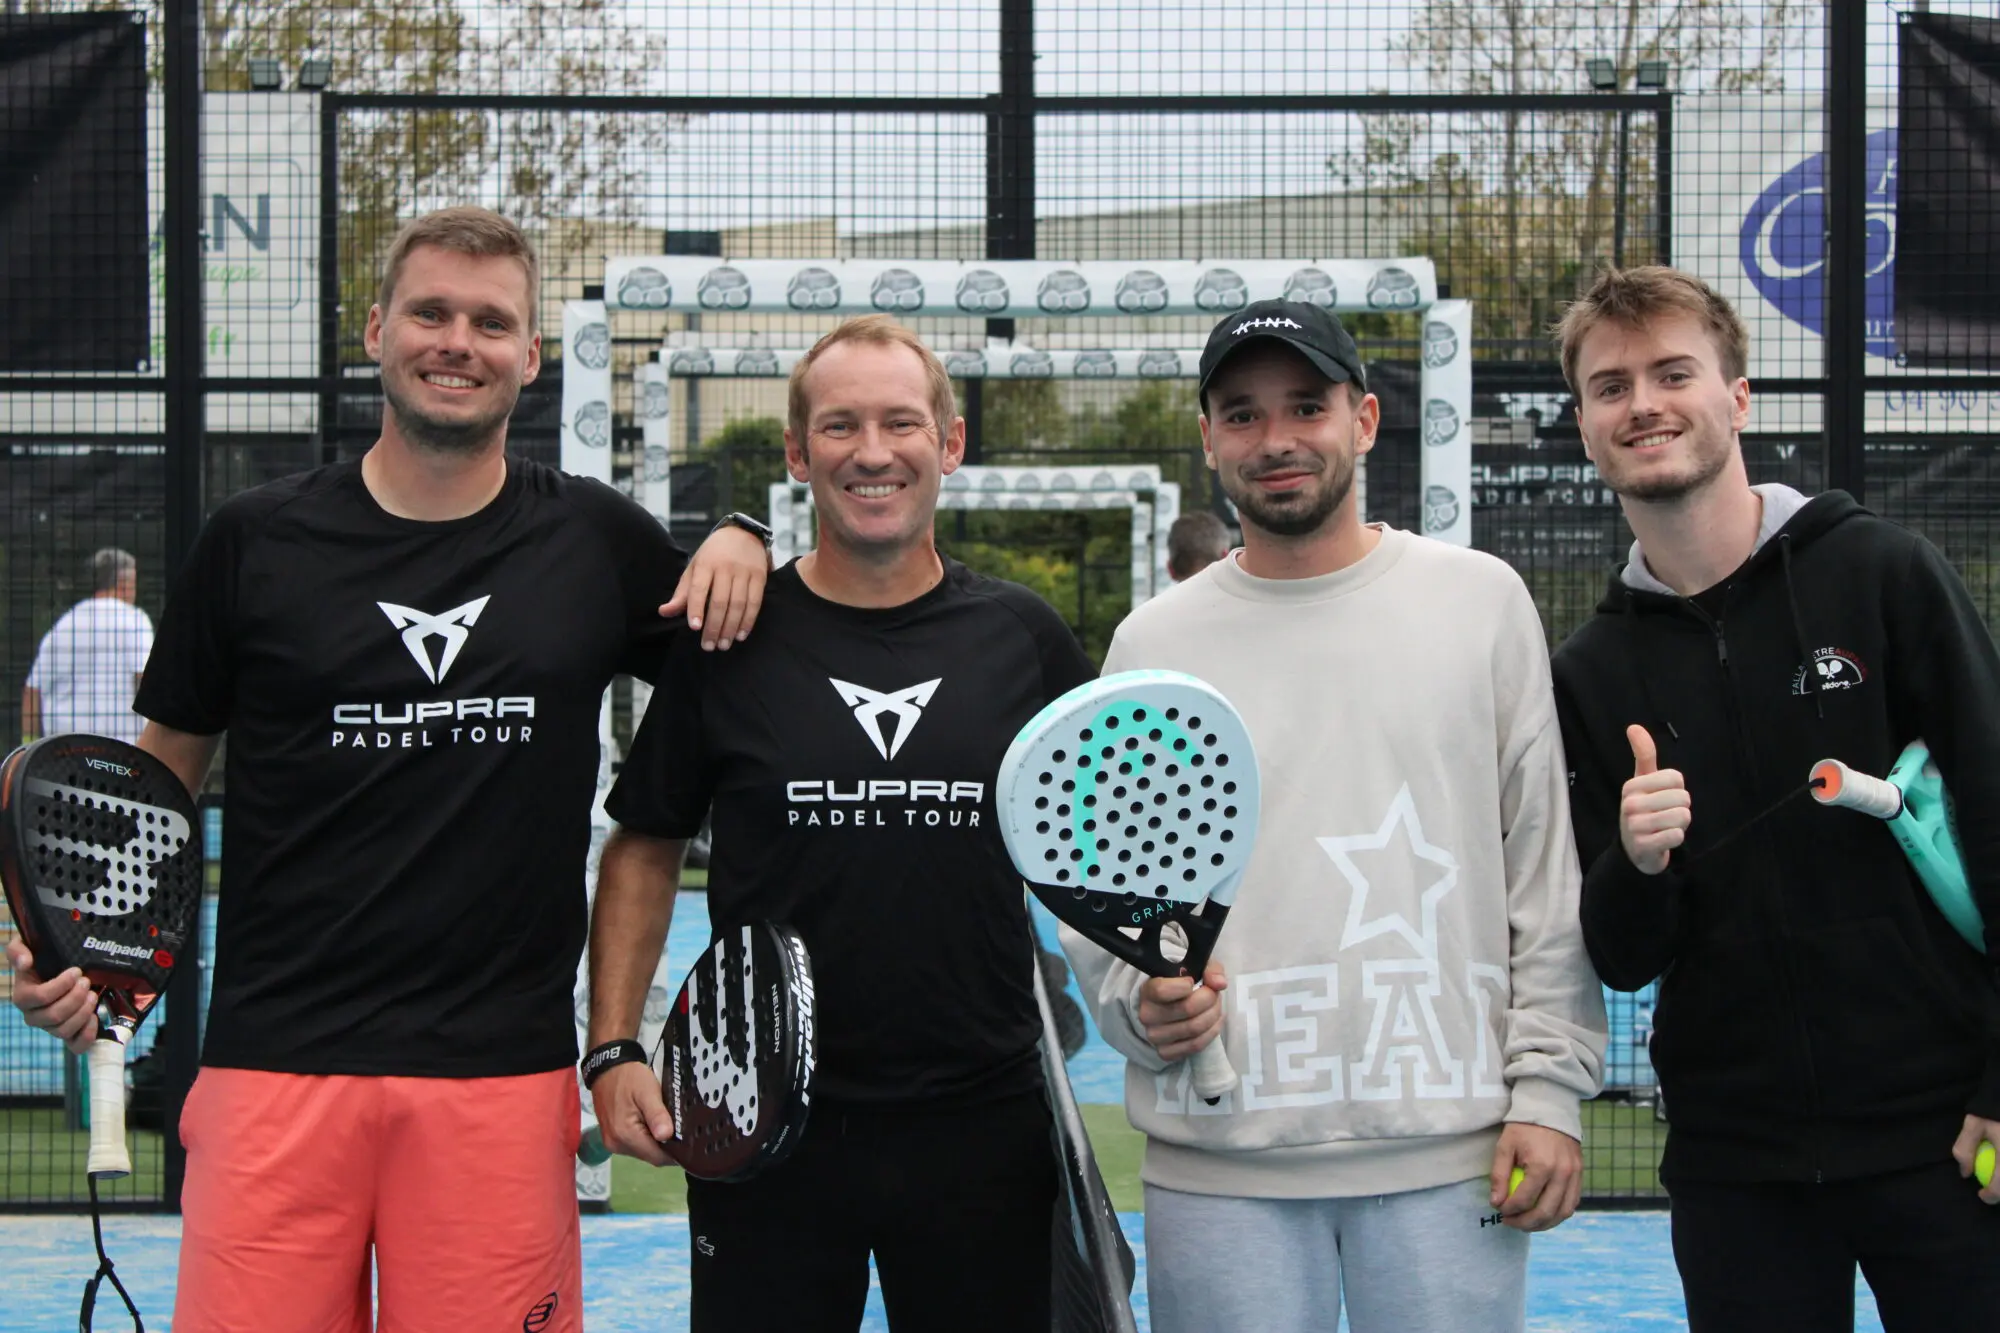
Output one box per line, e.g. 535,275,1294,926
1317,784,1459,959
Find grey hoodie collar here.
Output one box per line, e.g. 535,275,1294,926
1621,483,1812,595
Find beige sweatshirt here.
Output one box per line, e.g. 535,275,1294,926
1063,526,1607,1199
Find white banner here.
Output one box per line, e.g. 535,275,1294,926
661,343,1211,380
1418,300,1473,546
5,92,321,434
1672,95,1996,430
635,359,671,523
560,300,613,480
609,257,1438,318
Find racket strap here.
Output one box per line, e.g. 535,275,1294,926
1684,781,1814,871
79,1175,144,1333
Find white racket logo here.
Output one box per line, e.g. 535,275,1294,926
24,778,191,917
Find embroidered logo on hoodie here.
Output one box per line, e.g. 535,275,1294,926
1792,647,1868,695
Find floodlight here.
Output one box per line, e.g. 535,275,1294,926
297,57,334,91
1585,58,1618,91
1635,60,1669,89
248,57,283,91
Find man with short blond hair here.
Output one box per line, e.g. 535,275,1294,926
8,205,771,1332
1553,265,2000,1331
590,313,1097,1330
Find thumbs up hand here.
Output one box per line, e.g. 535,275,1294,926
1620,724,1691,875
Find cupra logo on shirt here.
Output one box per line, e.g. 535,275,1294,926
828,677,942,761
376,595,491,685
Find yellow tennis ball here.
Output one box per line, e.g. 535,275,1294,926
1508,1166,1526,1198
1977,1142,1995,1190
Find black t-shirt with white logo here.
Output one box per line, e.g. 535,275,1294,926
135,458,684,1077
607,560,1096,1107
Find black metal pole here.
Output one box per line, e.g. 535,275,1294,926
319,94,341,465
160,0,205,1213
978,0,1035,465
1656,91,1673,265
1824,0,1869,501
1613,108,1629,270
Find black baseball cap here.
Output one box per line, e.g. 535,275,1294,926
1197,299,1367,407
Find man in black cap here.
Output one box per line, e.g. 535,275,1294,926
1061,300,1605,1333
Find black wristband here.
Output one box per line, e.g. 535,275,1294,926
581,1038,648,1089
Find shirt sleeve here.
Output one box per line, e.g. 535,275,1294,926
574,477,690,684
605,628,713,840
1491,579,1608,1140
133,503,250,735
25,626,56,692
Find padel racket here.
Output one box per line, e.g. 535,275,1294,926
999,670,1259,1104
1812,740,1983,952
0,736,199,1176
653,921,815,1181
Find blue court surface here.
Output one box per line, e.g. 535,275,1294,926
0,1210,1888,1331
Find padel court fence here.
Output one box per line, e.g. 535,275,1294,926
6,0,2000,1214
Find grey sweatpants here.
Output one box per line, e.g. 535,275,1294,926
1144,1177,1530,1333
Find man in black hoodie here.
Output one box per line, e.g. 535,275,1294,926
1550,266,2000,1331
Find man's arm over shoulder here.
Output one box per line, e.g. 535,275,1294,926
563,477,691,683
1551,629,1687,991
1490,582,1606,1141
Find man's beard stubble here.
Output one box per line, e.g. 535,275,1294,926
382,374,516,455
1223,451,1354,538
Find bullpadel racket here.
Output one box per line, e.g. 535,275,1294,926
999,670,1260,1104
1811,740,1983,952
653,921,815,1181
0,734,201,1331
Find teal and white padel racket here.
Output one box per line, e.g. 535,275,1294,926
1811,740,1984,953
999,670,1260,1103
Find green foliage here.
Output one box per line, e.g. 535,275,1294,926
942,510,1131,667
702,416,792,516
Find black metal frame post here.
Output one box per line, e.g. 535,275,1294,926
975,0,1036,465
1824,0,1869,500
319,94,343,465
160,0,205,1212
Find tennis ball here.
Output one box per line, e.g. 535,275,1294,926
1977,1142,1995,1190
1507,1166,1526,1198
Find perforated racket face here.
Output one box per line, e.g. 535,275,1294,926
0,737,200,1018
659,921,815,1182
1000,671,1259,976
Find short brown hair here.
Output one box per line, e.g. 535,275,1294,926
787,315,957,446
1167,511,1230,580
1555,266,1749,392
377,207,541,330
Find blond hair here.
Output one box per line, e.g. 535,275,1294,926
1555,266,1749,392
377,207,541,330
787,315,957,445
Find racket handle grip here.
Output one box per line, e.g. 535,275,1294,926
1811,759,1904,821
86,1038,132,1179
1190,1036,1238,1105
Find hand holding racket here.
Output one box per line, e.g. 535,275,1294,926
1811,740,1983,952
999,670,1260,1104
1,734,201,1333
591,921,815,1181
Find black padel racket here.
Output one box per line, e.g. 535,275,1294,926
0,736,199,1177
999,671,1260,1104
655,921,815,1181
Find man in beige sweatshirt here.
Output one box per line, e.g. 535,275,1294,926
1063,300,1606,1333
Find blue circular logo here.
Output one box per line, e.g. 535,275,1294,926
1739,129,1896,358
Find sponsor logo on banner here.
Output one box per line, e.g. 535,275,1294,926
1423,484,1461,533
787,267,840,310
1423,320,1459,368
1422,399,1461,447
1739,128,1897,357
570,321,611,369
572,400,610,450
617,267,671,309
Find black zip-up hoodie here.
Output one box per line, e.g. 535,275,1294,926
1552,490,2000,1185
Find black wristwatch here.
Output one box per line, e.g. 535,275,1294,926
713,511,774,547
581,1038,648,1089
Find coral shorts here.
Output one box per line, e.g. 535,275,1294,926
173,1066,582,1333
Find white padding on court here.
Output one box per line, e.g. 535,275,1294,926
606,257,1438,317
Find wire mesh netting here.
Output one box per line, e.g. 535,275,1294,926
5,0,1998,1218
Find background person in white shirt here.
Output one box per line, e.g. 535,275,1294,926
22,548,154,745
